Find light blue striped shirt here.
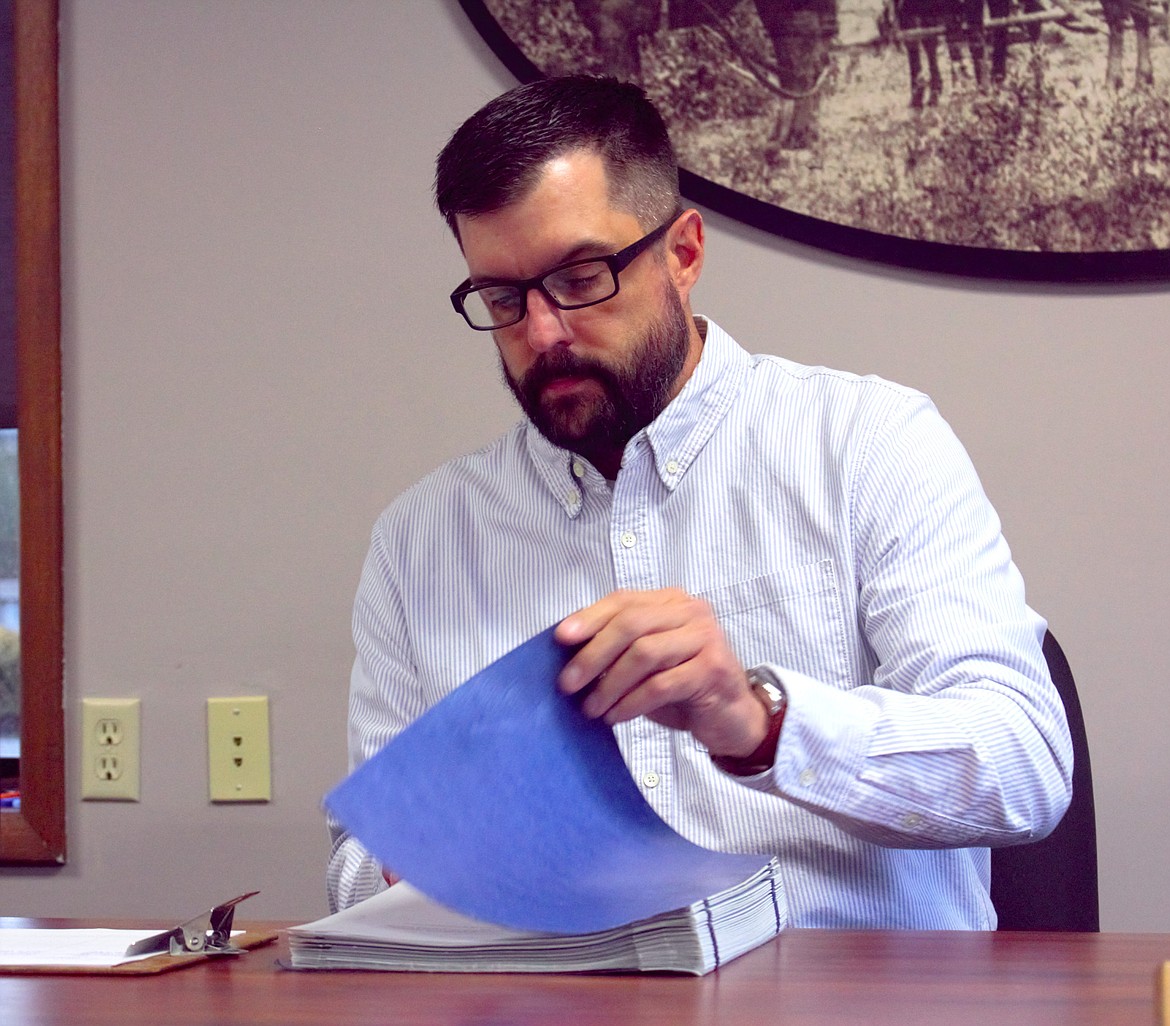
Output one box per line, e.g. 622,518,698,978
328,318,1073,928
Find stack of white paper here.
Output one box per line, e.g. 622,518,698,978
287,858,784,976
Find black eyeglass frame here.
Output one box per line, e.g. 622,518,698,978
449,214,680,331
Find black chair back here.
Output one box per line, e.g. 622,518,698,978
990,630,1099,931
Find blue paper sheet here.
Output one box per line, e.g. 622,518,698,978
325,626,771,934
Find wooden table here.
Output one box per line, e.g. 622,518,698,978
2,919,1168,1025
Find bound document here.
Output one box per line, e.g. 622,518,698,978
286,858,784,976
309,627,788,974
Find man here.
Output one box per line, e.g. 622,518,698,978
328,76,1072,928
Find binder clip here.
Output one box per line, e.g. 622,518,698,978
124,891,259,957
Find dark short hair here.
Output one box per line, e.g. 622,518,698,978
434,76,680,242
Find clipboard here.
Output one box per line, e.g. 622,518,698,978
2,930,279,976
0,892,278,976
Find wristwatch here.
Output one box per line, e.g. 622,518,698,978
710,666,788,777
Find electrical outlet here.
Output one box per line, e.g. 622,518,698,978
81,698,140,801
207,696,271,802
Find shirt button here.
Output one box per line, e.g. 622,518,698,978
901,813,923,830
571,460,587,479
665,459,680,475
566,489,580,507
799,769,816,787
642,771,660,789
620,531,637,548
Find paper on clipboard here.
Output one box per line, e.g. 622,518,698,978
0,893,276,975
0,929,170,969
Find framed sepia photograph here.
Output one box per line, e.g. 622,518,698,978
461,0,1170,282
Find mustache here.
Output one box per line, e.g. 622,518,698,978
519,350,620,402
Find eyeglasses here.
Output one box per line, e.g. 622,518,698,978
449,216,677,331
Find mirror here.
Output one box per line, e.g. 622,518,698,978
0,0,63,865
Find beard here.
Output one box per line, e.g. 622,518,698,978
502,284,692,470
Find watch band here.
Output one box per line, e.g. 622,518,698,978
710,666,788,777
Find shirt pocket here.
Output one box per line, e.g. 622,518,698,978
697,558,851,690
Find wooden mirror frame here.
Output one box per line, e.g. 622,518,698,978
0,0,62,865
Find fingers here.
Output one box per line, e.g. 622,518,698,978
554,590,633,651
579,625,699,723
555,589,693,691
555,589,729,724
555,589,769,757
588,654,714,728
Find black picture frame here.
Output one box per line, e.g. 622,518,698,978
459,0,1170,284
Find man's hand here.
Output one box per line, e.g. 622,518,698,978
554,589,768,759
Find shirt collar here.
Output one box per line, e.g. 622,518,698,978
641,317,748,490
523,317,750,513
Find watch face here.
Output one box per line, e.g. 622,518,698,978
748,670,786,717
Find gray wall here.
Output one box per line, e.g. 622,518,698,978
2,0,1166,931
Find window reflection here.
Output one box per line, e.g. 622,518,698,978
0,427,18,787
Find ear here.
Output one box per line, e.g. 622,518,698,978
666,209,704,305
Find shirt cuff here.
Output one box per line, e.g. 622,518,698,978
735,663,879,802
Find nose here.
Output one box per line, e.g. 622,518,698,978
522,287,569,354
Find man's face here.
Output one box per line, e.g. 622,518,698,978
455,151,702,472
504,278,691,462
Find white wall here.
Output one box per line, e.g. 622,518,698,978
2,0,1167,930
